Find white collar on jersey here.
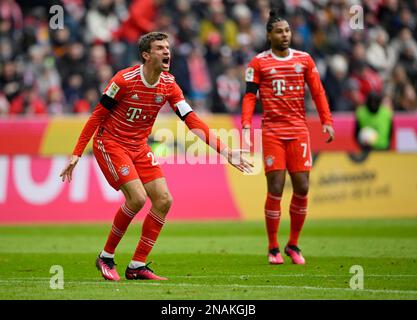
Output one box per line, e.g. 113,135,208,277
139,64,160,88
270,48,293,61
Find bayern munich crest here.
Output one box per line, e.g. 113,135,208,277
294,63,303,73
154,95,164,103
119,165,130,176
265,155,275,167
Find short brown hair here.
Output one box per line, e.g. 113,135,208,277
138,32,169,62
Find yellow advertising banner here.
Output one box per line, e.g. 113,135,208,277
226,152,417,219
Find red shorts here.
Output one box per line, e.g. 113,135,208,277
262,134,312,174
93,138,164,190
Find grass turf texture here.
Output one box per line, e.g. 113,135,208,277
0,219,416,300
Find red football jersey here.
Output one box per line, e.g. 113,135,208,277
99,64,185,148
72,64,226,157
243,48,332,139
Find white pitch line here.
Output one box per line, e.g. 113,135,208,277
171,274,417,279
0,279,416,296
4,273,417,281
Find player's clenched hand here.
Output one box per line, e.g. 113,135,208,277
323,125,335,143
222,148,254,174
60,155,80,182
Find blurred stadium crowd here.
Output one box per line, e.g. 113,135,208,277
0,0,417,116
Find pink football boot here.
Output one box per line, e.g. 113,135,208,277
285,245,306,264
96,256,121,281
268,248,284,264
125,263,168,280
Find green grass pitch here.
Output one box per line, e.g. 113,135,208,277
0,219,416,300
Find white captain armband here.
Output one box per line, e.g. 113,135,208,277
175,100,193,121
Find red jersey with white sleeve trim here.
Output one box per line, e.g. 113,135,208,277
98,64,185,149
243,48,332,139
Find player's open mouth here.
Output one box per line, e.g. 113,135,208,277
162,57,170,67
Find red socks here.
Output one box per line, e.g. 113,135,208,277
104,203,138,254
288,193,308,246
132,210,165,263
265,193,282,250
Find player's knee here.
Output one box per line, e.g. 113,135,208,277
294,181,309,196
268,182,284,196
154,192,173,214
128,193,147,212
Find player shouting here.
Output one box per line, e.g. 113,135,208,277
60,32,252,281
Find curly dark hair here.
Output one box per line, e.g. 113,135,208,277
266,8,285,33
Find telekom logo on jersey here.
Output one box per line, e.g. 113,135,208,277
272,79,286,96
126,107,153,122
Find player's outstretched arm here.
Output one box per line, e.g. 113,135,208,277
60,155,80,182
60,103,110,182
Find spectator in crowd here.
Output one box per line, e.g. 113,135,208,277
0,39,14,63
386,64,417,111
366,27,397,81
199,2,238,50
63,73,84,108
169,43,192,99
50,28,71,59
9,84,47,115
112,0,160,66
232,3,259,53
398,43,417,87
378,0,402,39
47,86,65,114
0,0,23,41
24,45,61,99
390,28,417,63
349,62,384,105
60,0,87,42
250,0,271,52
204,30,223,76
175,12,199,46
96,63,114,93
57,41,86,84
396,82,417,112
187,44,212,113
0,60,22,102
214,63,242,114
85,0,121,45
323,54,354,112
73,87,100,114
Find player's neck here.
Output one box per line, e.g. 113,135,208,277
271,48,290,58
142,63,161,85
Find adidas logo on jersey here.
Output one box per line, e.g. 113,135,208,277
131,94,139,100
304,160,311,167
269,68,277,74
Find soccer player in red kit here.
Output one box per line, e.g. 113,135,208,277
241,11,335,265
60,32,252,281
